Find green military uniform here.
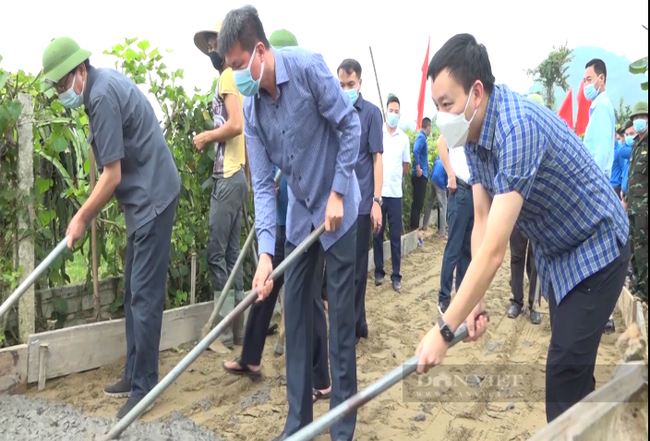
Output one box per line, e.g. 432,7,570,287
627,101,648,302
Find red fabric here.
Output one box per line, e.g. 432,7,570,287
575,80,591,136
415,36,430,132
558,88,574,129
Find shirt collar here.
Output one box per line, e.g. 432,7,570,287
272,48,289,87
354,92,365,111
590,90,608,109
476,84,501,151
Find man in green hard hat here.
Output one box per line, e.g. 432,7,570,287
625,101,648,303
527,93,544,105
41,36,181,419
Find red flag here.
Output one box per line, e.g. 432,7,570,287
575,80,591,136
558,88,574,129
415,36,430,132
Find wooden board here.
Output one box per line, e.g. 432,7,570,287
526,361,647,441
0,344,28,394
617,286,638,328
26,301,213,383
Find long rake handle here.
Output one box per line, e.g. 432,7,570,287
284,313,490,441
0,237,69,321
103,224,326,440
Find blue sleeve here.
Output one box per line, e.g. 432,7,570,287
305,52,361,196
413,136,426,168
620,143,632,160
368,106,383,154
245,109,276,257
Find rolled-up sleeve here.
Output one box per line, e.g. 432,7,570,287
493,118,545,199
305,53,361,196
245,111,276,257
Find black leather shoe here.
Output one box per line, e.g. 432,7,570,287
507,303,522,319
529,309,542,325
603,318,616,334
392,281,402,292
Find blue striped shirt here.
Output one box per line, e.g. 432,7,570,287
244,47,361,255
465,84,629,304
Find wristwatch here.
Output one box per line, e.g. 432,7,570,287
373,196,383,206
438,318,455,343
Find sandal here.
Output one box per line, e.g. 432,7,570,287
222,359,262,379
313,388,331,403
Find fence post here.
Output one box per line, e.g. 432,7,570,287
17,93,35,342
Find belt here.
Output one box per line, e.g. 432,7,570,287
457,178,472,190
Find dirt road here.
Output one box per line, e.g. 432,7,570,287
28,235,624,441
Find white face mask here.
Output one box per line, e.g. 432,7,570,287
436,88,477,148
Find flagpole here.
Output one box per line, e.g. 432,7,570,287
368,46,385,123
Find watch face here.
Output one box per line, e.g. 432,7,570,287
440,324,455,342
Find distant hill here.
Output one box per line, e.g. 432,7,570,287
527,46,648,115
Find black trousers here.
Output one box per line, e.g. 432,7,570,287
509,226,537,309
123,198,177,399
240,225,329,387
373,197,402,283
545,239,630,423
410,175,428,231
354,215,371,337
283,225,357,440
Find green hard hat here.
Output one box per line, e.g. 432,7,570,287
42,37,92,85
527,93,544,105
630,101,648,118
269,29,298,48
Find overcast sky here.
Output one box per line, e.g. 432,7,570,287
1,0,648,125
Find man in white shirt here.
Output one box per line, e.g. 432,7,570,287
436,134,474,312
373,95,411,292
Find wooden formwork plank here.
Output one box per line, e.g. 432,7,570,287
0,344,28,394
26,302,213,383
617,287,638,329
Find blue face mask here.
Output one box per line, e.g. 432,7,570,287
583,79,601,101
233,49,264,97
633,119,647,134
625,135,636,147
59,73,84,109
386,112,400,128
345,88,359,105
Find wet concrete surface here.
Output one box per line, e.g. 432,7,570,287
0,394,228,441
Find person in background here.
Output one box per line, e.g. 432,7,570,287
611,126,626,197
506,93,545,326
422,156,448,239
583,58,616,178
222,30,331,406
337,58,384,343
583,58,617,333
374,95,411,293
219,7,360,439
416,34,629,425
41,37,180,418
193,21,248,349
410,118,431,240
621,119,636,205
624,101,648,304
436,132,474,314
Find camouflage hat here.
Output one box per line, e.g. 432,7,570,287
42,37,92,85
630,101,648,119
269,29,298,48
527,93,544,105
194,21,223,56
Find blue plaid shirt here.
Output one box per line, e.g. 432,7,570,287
465,84,629,304
244,47,361,256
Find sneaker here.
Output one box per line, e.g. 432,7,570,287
374,275,384,286
103,379,131,398
392,281,402,293
116,396,154,420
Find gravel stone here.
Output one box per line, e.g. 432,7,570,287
0,394,229,441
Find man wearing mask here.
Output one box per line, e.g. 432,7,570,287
222,29,332,406
193,21,248,349
373,95,411,293
422,156,448,239
411,118,431,237
625,102,648,303
583,59,616,178
337,58,384,342
219,6,361,440
416,33,629,425
41,37,180,418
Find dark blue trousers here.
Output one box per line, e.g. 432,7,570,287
123,198,177,399
373,197,403,283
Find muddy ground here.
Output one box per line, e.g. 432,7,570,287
25,234,626,441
